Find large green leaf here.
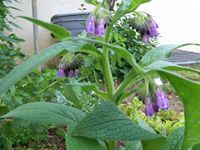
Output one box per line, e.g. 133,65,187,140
142,137,169,150
145,60,200,76
167,127,184,150
21,16,71,40
156,69,200,149
0,40,84,95
140,44,200,66
66,125,106,150
73,101,160,141
0,102,84,127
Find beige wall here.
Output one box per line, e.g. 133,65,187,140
12,0,93,56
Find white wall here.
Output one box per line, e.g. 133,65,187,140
139,0,200,52
12,0,93,55
12,0,200,54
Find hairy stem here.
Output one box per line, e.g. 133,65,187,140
107,141,116,150
101,53,114,100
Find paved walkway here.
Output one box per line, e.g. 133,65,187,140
168,49,200,64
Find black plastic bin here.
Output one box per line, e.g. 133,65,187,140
51,12,90,36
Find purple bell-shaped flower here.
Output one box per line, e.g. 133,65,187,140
67,69,73,78
86,16,95,34
142,34,150,43
95,18,105,37
144,97,155,117
57,64,64,78
131,13,159,43
156,89,170,110
74,69,79,78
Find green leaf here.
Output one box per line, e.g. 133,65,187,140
84,0,98,5
81,43,103,58
192,143,200,150
0,40,84,95
66,125,106,150
168,127,184,150
73,101,160,141
74,37,136,67
63,84,82,109
21,16,71,40
125,141,142,150
142,137,169,150
140,44,200,66
0,136,11,150
117,0,150,13
156,69,200,149
145,60,200,76
0,102,85,127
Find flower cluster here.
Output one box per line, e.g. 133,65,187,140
66,69,79,78
86,15,106,37
145,89,170,117
130,12,159,43
57,63,79,78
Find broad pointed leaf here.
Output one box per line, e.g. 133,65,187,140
156,69,200,149
168,127,184,150
145,60,200,76
0,102,85,127
21,16,71,40
140,44,200,66
73,101,160,141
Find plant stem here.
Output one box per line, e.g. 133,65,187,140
101,53,114,100
107,141,116,150
113,70,139,104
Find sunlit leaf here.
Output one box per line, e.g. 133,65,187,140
157,69,200,149
73,101,160,141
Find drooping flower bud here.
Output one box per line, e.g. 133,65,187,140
57,64,64,78
142,34,150,43
86,15,95,34
130,12,159,43
74,69,79,77
67,69,73,78
147,17,159,38
95,18,105,37
156,89,170,110
144,97,155,117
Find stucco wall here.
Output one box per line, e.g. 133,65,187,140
12,0,94,56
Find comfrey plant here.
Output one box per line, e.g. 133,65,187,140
0,0,200,149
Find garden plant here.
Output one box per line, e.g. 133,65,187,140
1,0,200,149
